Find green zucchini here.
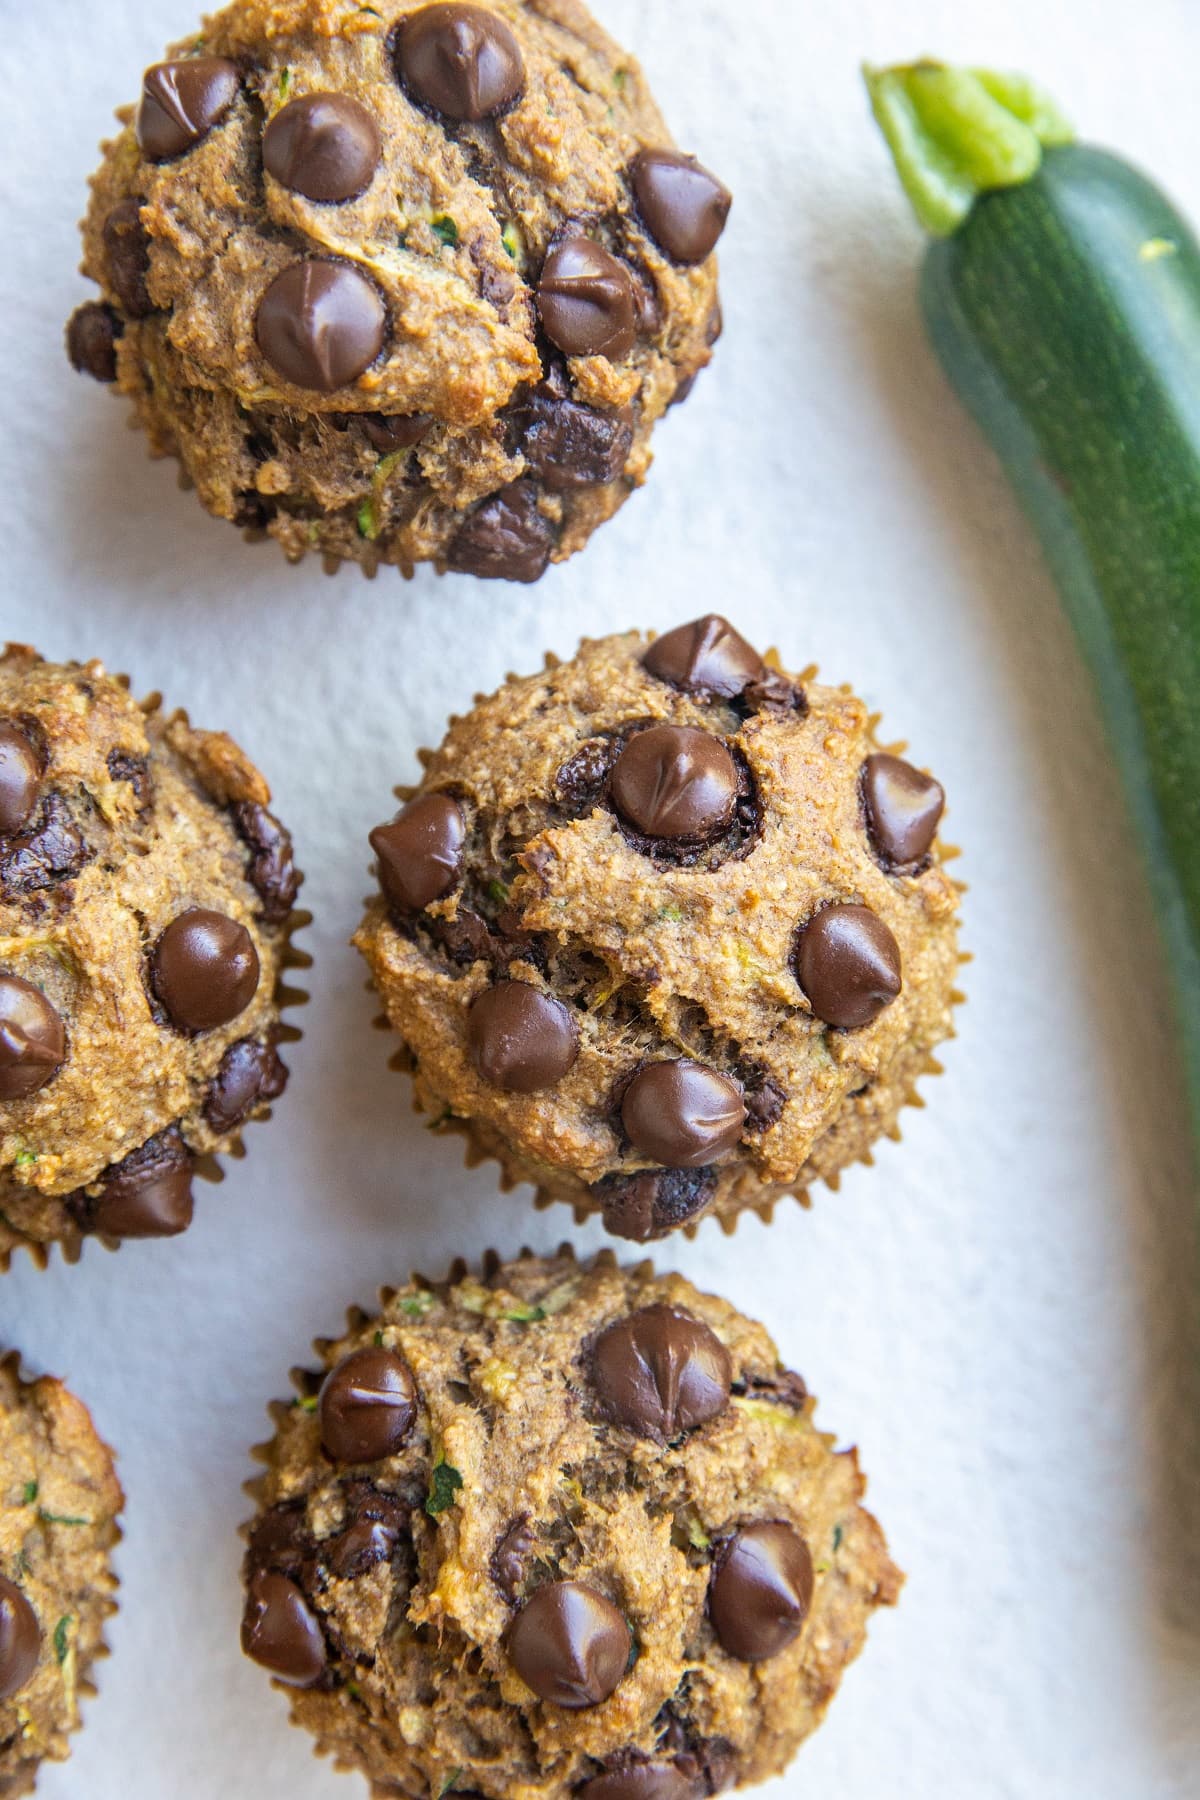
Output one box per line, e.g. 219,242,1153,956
867,61,1200,1148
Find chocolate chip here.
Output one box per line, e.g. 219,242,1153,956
794,902,902,1029
394,3,525,120
77,1128,195,1239
708,1521,813,1663
319,1346,418,1464
537,237,637,361
0,1576,40,1702
106,750,152,811
264,93,382,203
643,616,764,700
102,199,153,318
491,1514,536,1603
621,1060,745,1168
554,737,617,811
136,57,240,160
151,908,260,1033
241,1571,327,1686
610,726,738,842
0,974,65,1102
361,413,431,452
447,481,555,582
256,260,387,392
631,150,731,265
741,1073,786,1133
508,1580,631,1708
0,792,88,898
370,794,465,914
205,1035,287,1133
0,726,41,836
65,302,122,383
467,981,578,1093
231,802,301,924
862,753,945,869
580,1766,693,1800
328,1515,401,1580
591,1166,716,1243
518,392,633,491
592,1304,732,1441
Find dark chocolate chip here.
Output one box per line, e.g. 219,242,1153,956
610,726,738,842
0,1576,40,1702
631,150,732,265
794,902,902,1029
621,1060,745,1169
708,1521,813,1663
0,974,65,1102
78,1129,195,1239
592,1304,732,1441
65,302,122,383
319,1346,418,1463
467,981,579,1093
741,1074,786,1133
0,792,88,897
508,1580,631,1708
263,93,382,203
241,1571,327,1686
231,802,300,924
328,1515,401,1579
861,753,945,869
554,737,617,811
591,1166,716,1243
491,1514,536,1603
643,617,764,700
394,3,525,120
735,1367,808,1411
102,199,154,318
370,794,465,914
256,260,387,392
537,237,637,361
0,726,41,837
136,57,240,160
151,908,260,1033
580,1766,693,1800
361,412,431,452
205,1034,288,1133
447,481,555,583
518,393,633,491
106,750,152,812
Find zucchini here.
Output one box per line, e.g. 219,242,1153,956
867,61,1200,1147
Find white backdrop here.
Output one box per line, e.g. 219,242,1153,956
2,1,1199,1795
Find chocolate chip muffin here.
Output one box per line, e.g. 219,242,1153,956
241,1247,900,1797
354,618,963,1242
66,0,729,582
0,1351,123,1798
0,647,306,1269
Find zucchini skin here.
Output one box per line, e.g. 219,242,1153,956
922,142,1200,1120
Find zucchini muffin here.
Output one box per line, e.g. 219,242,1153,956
66,0,729,581
0,1351,123,1798
355,618,962,1242
0,647,306,1268
241,1247,900,1796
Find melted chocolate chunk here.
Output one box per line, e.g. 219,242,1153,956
0,793,88,897
232,801,301,922
205,1034,288,1133
490,1514,536,1603
516,392,633,491
67,1127,195,1240
553,736,619,811
446,481,555,583
591,1166,717,1243
741,1074,786,1133
102,198,154,318
105,749,152,811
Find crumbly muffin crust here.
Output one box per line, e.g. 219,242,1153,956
0,647,305,1267
354,619,962,1241
0,1353,123,1799
241,1248,901,1797
68,0,727,580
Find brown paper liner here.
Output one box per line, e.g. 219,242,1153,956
0,1349,123,1795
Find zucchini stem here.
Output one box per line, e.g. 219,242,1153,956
864,60,1074,234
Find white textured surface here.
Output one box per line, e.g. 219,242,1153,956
2,0,1199,1794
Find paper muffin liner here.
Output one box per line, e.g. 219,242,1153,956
359,646,967,1245
0,676,312,1274
0,1348,123,1796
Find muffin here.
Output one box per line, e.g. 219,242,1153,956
0,1351,123,1798
65,0,729,581
354,617,963,1242
0,646,306,1268
241,1247,901,1796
